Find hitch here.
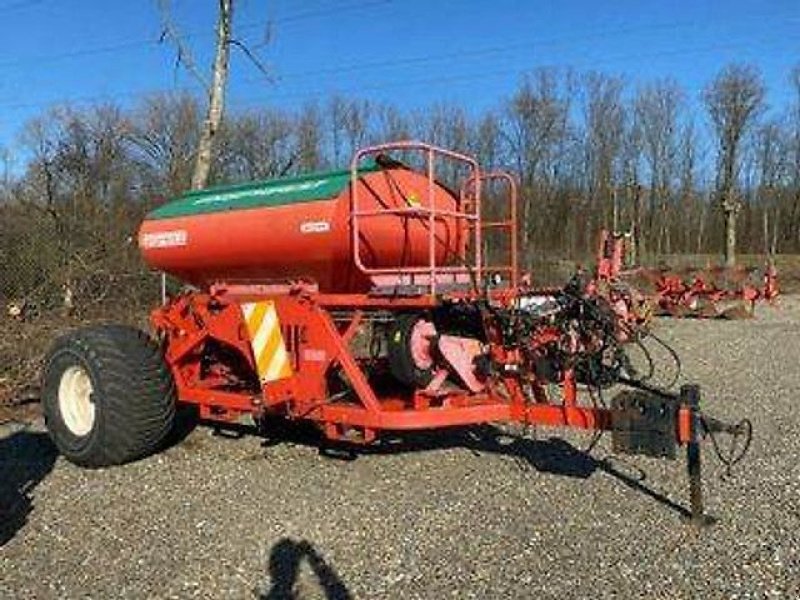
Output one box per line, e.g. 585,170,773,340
612,383,750,525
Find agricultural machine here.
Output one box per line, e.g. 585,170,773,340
595,229,779,319
42,141,750,522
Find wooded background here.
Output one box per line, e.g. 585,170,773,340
1,63,799,314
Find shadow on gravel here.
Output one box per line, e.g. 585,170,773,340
0,429,57,547
388,426,694,519
259,537,352,600
164,404,201,449
253,419,693,520
389,427,694,519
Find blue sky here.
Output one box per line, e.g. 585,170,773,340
0,0,798,151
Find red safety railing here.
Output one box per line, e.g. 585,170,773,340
462,171,518,290
350,141,482,296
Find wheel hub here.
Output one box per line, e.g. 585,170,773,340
58,365,96,436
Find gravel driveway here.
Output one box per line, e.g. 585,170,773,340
2,299,800,599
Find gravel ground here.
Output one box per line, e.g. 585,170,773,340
2,299,800,599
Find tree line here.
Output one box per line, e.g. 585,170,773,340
1,62,799,307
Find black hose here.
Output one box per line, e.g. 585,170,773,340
702,416,753,479
625,335,656,383
645,331,683,389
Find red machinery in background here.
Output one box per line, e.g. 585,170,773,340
594,229,779,319
43,141,750,523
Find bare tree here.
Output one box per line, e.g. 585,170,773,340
615,96,642,250
753,119,787,254
634,79,684,255
328,97,372,166
788,64,800,243
677,120,700,253
584,72,625,224
374,103,410,142
504,69,571,253
295,104,323,172
158,0,234,190
215,109,295,181
11,105,143,309
158,0,271,190
328,96,348,166
411,103,471,184
0,147,15,202
14,60,800,314
471,113,501,170
416,103,470,153
128,94,200,197
704,64,765,266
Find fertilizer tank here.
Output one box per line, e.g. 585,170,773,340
138,158,466,294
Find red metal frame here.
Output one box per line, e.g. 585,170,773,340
351,141,481,296
152,283,694,448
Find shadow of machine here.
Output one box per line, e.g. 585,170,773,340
253,417,705,522
0,428,57,546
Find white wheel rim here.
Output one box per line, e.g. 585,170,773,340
58,365,96,436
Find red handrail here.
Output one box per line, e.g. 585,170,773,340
350,141,481,296
461,171,519,290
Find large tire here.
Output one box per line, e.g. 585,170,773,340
41,325,176,467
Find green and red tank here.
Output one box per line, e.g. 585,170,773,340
138,161,464,293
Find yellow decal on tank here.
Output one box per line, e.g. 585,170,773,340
406,191,421,207
240,301,293,382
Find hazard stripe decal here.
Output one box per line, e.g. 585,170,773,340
240,301,293,382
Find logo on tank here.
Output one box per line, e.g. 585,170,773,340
299,220,331,234
141,229,188,248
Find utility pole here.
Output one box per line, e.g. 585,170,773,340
192,0,233,190
158,0,270,191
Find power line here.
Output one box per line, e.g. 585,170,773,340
271,18,709,83
0,84,201,112
266,0,390,25
268,11,799,86
230,34,800,107
0,3,794,73
0,4,793,111
0,33,794,115
0,0,391,70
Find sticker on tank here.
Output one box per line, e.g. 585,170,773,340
299,220,331,234
141,229,188,248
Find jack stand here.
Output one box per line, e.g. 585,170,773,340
682,385,714,526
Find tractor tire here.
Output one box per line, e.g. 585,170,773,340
387,313,435,388
41,324,176,467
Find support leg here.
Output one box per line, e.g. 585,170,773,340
681,384,710,526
